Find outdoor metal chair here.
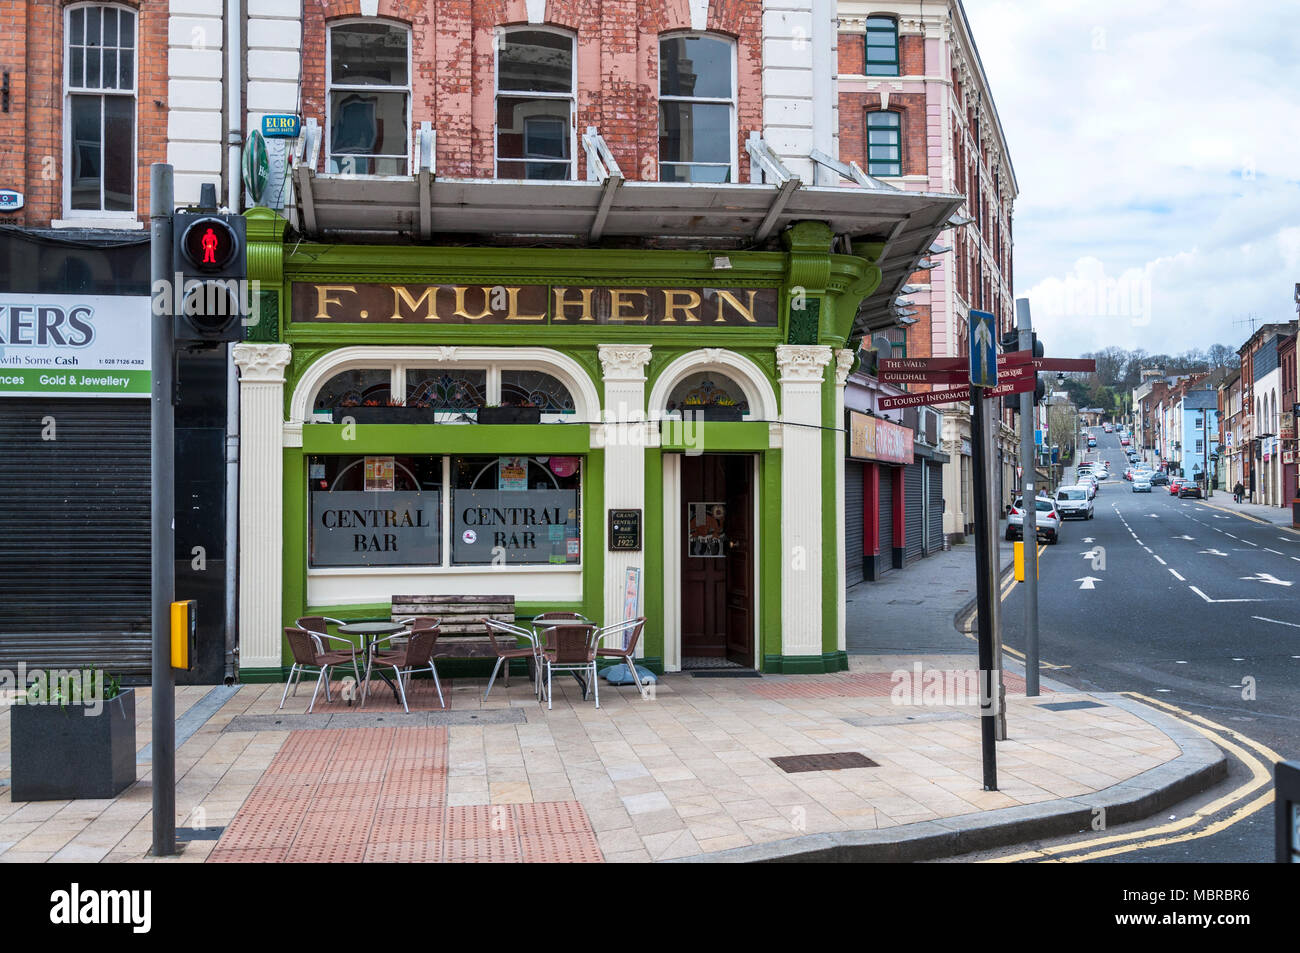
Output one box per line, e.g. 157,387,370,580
281,627,359,713
362,624,444,712
294,615,362,686
541,623,601,711
483,618,545,700
595,617,648,698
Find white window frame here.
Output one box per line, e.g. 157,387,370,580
494,25,577,181
326,18,413,177
62,2,138,222
657,31,738,184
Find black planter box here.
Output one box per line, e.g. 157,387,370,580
476,406,542,425
681,405,745,422
332,406,443,424
9,689,136,801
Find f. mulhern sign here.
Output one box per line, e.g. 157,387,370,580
292,282,779,327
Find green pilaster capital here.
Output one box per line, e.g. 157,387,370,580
244,208,289,284
782,221,834,293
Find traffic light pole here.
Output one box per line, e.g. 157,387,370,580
150,164,177,857
1017,299,1040,697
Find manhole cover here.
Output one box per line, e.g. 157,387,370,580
770,752,878,773
177,826,226,842
1038,701,1104,712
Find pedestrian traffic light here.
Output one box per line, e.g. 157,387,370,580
172,211,247,343
1033,374,1046,406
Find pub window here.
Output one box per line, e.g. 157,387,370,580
406,368,488,418
658,33,736,183
865,16,900,77
314,368,392,414
65,3,137,214
499,369,576,414
451,455,582,566
327,21,411,175
308,454,442,568
665,371,750,416
496,28,576,180
866,111,902,177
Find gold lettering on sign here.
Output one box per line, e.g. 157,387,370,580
506,287,546,321
662,289,701,323
453,286,494,321
315,285,357,321
390,285,439,321
715,289,759,324
609,288,649,323
552,287,595,322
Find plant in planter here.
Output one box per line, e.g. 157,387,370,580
332,396,444,424
9,669,136,801
476,400,542,425
680,394,745,422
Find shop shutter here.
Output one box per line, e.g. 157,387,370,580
877,467,894,575
844,462,864,585
927,462,945,554
904,462,924,562
0,399,152,674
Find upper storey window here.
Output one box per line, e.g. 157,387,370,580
66,4,137,213
328,21,411,175
659,33,736,183
865,16,900,76
496,29,576,180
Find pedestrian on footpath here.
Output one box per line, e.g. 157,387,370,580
1233,480,1244,504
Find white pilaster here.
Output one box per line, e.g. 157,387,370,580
834,349,853,653
234,343,292,671
598,345,653,641
167,1,225,206
776,345,832,660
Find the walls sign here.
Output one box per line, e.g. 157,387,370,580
293,282,779,327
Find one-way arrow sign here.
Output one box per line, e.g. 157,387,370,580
969,309,997,388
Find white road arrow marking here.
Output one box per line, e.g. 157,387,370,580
1240,573,1292,587
1083,537,1095,544
1189,586,1262,603
1174,535,1195,541
1149,514,1159,518
1198,549,1228,556
1075,576,1101,589
1253,616,1300,629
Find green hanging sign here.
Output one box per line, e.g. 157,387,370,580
242,130,270,206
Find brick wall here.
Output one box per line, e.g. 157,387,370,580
2,0,167,226
299,0,763,181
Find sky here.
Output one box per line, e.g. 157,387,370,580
961,0,1300,359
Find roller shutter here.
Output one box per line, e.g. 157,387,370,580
904,462,924,562
0,399,152,674
927,462,945,554
877,467,894,575
844,462,864,586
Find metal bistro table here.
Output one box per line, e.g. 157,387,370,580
337,620,406,704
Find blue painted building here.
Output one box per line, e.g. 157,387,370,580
1179,389,1220,483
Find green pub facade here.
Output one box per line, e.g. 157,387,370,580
234,181,958,679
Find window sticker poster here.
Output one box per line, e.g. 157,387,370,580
688,502,727,557
498,455,528,491
364,456,395,491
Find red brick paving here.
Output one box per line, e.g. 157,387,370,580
209,727,602,863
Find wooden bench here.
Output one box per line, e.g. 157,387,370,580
390,595,516,659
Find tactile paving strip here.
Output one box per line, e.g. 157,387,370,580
208,727,603,864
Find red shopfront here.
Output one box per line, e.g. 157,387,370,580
845,411,915,582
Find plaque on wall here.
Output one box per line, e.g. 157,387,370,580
609,509,642,551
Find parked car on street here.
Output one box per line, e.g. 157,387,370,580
1055,485,1094,520
1149,471,1170,486
1132,477,1152,493
1178,482,1203,499
1006,495,1063,544
1168,478,1184,495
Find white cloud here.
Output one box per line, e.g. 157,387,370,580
963,0,1300,354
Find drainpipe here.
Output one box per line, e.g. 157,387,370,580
223,0,244,683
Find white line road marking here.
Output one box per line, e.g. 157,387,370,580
1240,572,1292,587
1243,540,1259,547
1266,548,1284,555
1188,586,1263,603
1198,549,1228,556
1153,555,1167,565
1169,569,1186,581
1142,546,1153,553
1253,616,1300,629
1226,534,1237,539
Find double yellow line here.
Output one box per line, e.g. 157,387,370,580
987,694,1282,863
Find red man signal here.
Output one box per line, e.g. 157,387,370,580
200,227,218,264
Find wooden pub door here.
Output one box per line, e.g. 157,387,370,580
681,454,754,667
